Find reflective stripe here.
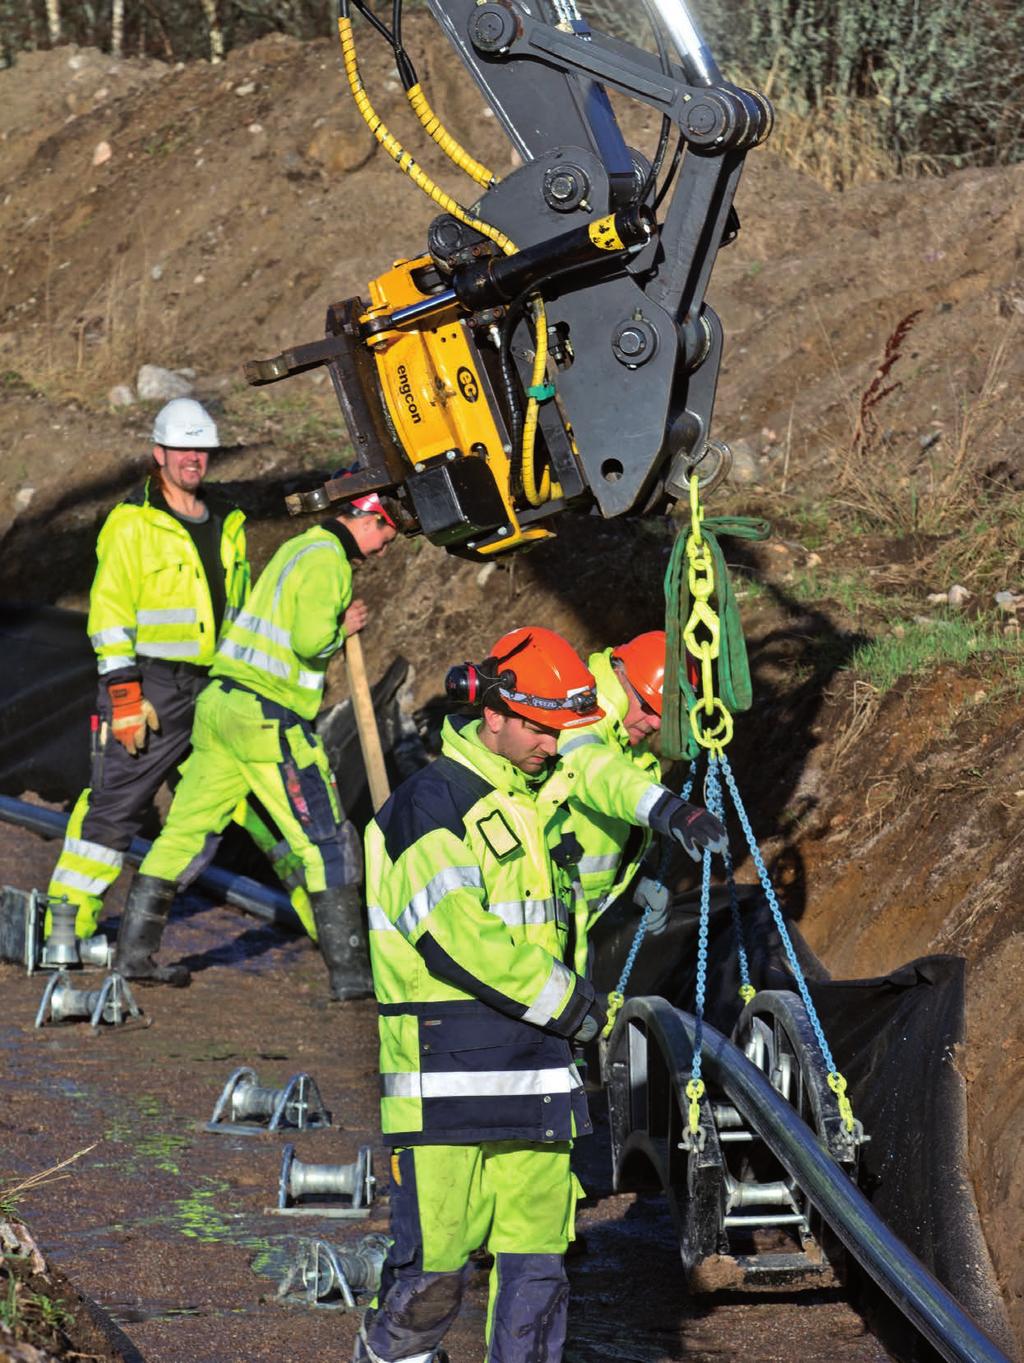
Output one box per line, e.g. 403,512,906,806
635,785,664,825
521,959,573,1027
223,605,240,623
488,897,565,927
64,837,124,869
217,639,290,680
395,865,484,937
232,610,292,649
296,668,324,692
367,903,393,931
383,1067,578,1099
90,626,135,648
273,542,337,609
137,607,196,625
98,655,135,675
578,852,620,875
136,641,201,658
382,1072,420,1098
560,732,603,757
50,867,114,896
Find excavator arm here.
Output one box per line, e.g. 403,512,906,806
245,0,771,556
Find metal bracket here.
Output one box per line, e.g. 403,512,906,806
205,1067,332,1136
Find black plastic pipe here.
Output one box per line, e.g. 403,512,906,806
611,997,1012,1363
0,795,301,930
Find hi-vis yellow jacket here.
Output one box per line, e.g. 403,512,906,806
87,480,248,677
559,650,663,952
212,524,353,720
365,715,598,1147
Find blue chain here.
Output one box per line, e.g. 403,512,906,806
689,808,713,1090
718,751,839,1076
614,905,652,996
705,758,752,996
615,758,701,997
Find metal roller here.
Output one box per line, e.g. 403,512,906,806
273,1143,376,1218
0,885,113,974
205,1067,332,1135
277,1233,390,1309
34,971,142,1031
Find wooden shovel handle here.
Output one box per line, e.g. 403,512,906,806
344,631,391,813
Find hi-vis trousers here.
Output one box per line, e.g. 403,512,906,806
139,680,360,901
360,1142,581,1363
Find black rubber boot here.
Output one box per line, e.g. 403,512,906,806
311,885,373,1002
114,874,190,987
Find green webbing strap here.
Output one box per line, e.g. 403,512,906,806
663,516,771,761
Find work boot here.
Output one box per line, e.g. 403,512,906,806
310,885,373,1002
114,874,190,987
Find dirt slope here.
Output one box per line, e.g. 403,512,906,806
1,27,1022,1357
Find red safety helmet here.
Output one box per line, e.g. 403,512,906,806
347,488,396,528
448,627,604,730
333,467,398,528
613,631,666,716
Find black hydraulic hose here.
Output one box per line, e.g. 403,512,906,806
637,0,673,206
614,998,1012,1363
0,795,302,931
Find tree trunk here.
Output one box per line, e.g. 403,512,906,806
111,0,123,55
199,0,223,62
45,0,61,44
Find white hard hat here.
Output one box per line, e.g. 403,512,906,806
152,398,220,449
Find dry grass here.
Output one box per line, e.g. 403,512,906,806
0,1145,97,1220
17,257,170,403
832,314,1021,550
762,95,902,190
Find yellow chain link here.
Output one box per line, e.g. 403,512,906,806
827,1071,856,1134
738,983,756,1005
685,1077,705,1134
683,474,733,755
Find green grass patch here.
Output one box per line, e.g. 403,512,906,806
848,617,1023,693
786,565,913,620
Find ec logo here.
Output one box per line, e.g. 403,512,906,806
456,366,479,402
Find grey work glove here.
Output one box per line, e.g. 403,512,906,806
574,993,609,1045
634,876,670,935
648,792,727,862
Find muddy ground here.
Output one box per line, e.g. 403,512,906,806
1,19,1022,1363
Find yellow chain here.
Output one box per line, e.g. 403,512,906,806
827,1071,857,1134
686,1077,705,1134
738,983,756,1005
683,474,733,755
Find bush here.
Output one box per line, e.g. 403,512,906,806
584,0,1024,177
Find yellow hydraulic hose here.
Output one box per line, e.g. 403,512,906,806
406,83,496,190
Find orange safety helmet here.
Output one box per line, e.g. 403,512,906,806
448,627,604,730
612,631,667,716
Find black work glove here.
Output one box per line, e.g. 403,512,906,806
649,792,728,862
573,993,609,1045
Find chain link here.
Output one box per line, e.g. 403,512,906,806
683,475,734,755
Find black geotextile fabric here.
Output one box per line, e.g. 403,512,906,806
0,602,415,836
0,604,95,802
591,892,1011,1358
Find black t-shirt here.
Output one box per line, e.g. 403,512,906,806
152,484,227,635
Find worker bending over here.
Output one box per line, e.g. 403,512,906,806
358,626,724,1363
46,399,250,944
113,492,397,994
